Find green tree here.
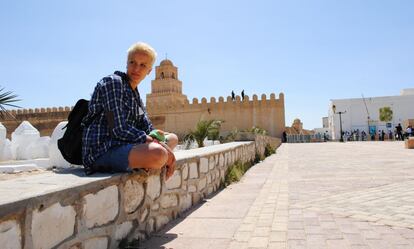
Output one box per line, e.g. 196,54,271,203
0,87,20,119
247,126,267,135
184,119,223,148
379,106,393,122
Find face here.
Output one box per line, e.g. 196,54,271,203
126,51,153,86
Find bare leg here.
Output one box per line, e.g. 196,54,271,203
128,142,168,169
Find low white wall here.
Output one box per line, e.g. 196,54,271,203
0,136,279,249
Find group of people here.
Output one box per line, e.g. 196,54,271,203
341,123,413,142
231,90,245,100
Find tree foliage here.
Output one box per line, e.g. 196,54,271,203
0,87,21,119
184,119,223,148
379,106,393,122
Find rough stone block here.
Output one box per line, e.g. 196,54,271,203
192,193,202,204
32,202,76,249
180,194,192,212
166,170,181,189
207,186,214,195
69,244,81,249
147,175,161,200
198,177,207,191
200,157,209,173
161,194,178,208
219,154,225,167
207,174,212,184
215,154,219,166
140,208,149,223
220,169,226,182
225,153,230,165
124,180,144,213
0,220,21,249
115,221,133,241
189,162,198,179
182,163,189,179
155,216,170,231
83,185,119,228
209,156,215,170
151,203,160,211
188,185,197,192
146,218,155,234
84,237,108,249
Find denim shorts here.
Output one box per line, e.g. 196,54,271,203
93,144,134,172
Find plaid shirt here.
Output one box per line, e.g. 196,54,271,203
82,71,154,168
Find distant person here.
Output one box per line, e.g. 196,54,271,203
231,90,235,101
241,90,245,100
388,130,393,140
82,42,177,178
396,123,403,140
381,130,385,141
406,125,413,139
282,131,287,143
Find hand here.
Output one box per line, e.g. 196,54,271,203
146,135,154,143
164,146,176,180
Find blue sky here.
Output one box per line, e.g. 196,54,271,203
1,0,413,129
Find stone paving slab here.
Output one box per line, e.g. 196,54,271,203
140,141,414,249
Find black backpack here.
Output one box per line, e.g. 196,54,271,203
58,99,90,166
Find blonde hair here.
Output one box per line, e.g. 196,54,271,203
127,42,157,66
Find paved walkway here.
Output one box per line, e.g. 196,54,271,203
140,142,414,249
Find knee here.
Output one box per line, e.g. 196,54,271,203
150,144,168,166
166,133,179,149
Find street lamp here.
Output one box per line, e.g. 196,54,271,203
332,104,346,142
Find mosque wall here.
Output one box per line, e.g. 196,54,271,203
147,93,285,138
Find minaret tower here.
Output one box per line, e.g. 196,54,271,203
146,59,188,112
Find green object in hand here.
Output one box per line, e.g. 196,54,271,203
149,130,166,142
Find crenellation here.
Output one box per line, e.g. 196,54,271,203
192,98,198,104
261,94,267,101
270,93,275,100
252,94,258,102
235,96,241,102
243,95,250,102
65,106,70,111
226,96,232,102
210,97,216,104
218,96,224,103
201,97,207,105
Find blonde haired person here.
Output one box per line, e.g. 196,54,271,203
82,42,178,179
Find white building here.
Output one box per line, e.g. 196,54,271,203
329,88,414,140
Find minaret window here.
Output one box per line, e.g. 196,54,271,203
160,72,164,79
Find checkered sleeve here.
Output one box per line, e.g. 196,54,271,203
100,79,147,144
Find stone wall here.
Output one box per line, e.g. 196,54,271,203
1,108,71,138
147,93,285,138
0,137,280,249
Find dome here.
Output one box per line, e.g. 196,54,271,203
160,59,173,66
